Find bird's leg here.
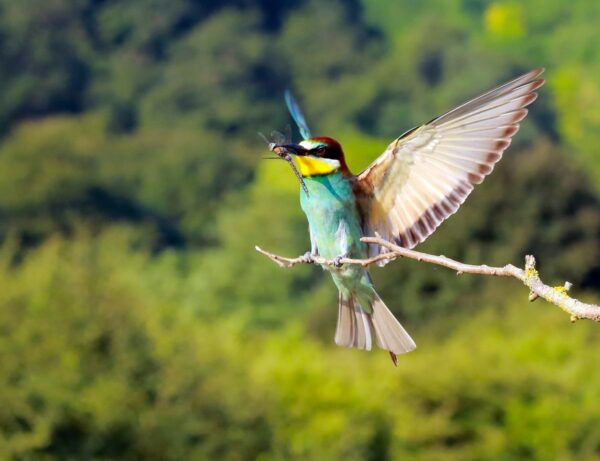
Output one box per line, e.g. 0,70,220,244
332,221,352,268
302,224,319,264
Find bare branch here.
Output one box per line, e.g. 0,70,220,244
255,236,600,323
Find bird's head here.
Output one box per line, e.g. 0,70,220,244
276,137,350,177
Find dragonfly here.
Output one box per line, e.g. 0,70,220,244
259,124,309,195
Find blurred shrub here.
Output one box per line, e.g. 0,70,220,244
0,0,93,131
0,230,598,460
0,113,254,247
485,3,525,39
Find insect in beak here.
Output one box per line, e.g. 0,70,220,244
270,144,309,196
258,132,309,196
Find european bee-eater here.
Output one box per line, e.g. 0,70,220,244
274,68,544,363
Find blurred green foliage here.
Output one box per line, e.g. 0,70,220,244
1,233,599,459
0,0,599,459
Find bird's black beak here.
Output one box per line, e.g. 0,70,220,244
273,143,308,156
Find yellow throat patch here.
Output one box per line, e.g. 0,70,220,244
296,156,340,177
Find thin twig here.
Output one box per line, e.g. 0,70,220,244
255,236,600,323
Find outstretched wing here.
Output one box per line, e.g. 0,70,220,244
285,90,312,140
353,68,544,259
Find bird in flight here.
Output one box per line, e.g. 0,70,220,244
271,69,544,364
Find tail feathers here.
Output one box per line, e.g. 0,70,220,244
335,294,374,350
335,293,416,355
370,294,416,354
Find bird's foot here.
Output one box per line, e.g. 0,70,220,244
300,251,316,264
333,253,348,268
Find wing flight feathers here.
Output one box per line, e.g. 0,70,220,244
354,69,544,260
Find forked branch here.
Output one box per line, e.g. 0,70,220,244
255,236,600,323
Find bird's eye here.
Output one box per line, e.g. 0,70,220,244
317,146,326,155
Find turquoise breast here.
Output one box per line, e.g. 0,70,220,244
299,172,366,260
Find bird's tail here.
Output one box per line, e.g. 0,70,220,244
335,291,416,357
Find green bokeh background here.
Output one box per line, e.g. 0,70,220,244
0,0,599,459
